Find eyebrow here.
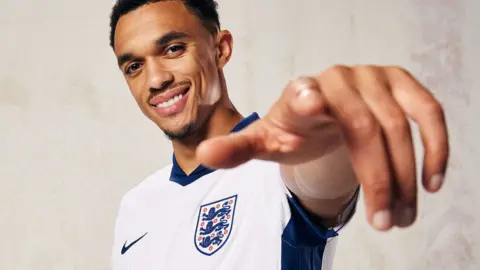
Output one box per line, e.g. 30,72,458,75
117,53,134,68
116,31,190,68
155,31,190,47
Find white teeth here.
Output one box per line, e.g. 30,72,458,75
156,94,183,108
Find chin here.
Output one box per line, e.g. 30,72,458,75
162,122,197,141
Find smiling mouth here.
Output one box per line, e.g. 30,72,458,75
152,87,190,108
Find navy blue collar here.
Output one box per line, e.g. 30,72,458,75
169,112,260,186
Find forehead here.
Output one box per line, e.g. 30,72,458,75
114,1,208,54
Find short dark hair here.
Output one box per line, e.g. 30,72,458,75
109,0,220,49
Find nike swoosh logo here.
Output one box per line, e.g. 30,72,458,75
121,232,148,255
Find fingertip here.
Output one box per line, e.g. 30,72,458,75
288,76,319,91
197,134,259,169
196,141,210,163
394,203,417,228
283,76,325,117
196,137,229,169
371,210,394,231
292,88,326,117
425,173,445,193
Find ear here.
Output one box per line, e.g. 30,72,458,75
215,30,233,69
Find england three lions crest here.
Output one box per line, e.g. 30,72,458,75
194,195,238,256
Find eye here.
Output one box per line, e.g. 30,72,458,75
165,44,186,57
125,62,142,75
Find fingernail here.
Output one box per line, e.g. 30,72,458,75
373,210,392,231
429,173,444,192
296,88,311,99
397,207,415,227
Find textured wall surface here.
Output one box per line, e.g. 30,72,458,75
0,0,478,269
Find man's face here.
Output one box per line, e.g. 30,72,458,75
113,1,223,139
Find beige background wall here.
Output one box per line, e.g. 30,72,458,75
0,0,478,269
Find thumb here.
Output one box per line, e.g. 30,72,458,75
267,77,329,133
287,76,326,118
197,123,266,169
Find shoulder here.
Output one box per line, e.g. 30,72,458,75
119,164,173,208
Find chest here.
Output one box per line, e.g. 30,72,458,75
117,162,290,270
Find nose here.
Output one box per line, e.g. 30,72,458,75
145,59,174,92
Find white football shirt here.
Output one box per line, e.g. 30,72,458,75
112,113,358,270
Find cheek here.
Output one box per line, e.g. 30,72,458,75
200,75,221,106
195,56,222,106
127,80,150,112
168,52,221,106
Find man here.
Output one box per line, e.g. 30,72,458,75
109,0,449,269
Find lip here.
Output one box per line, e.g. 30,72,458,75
150,87,190,117
149,85,190,105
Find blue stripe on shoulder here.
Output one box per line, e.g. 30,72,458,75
281,195,338,270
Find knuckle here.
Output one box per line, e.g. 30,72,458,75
324,65,349,76
424,100,444,117
387,65,410,75
382,112,409,133
354,64,379,73
353,65,383,85
346,113,379,139
386,66,414,84
365,179,391,202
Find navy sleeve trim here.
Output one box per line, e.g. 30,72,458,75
281,188,360,269
281,195,336,270
332,187,360,233
284,195,338,245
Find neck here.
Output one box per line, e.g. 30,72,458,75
172,107,243,174
171,75,244,174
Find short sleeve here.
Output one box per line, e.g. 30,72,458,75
281,188,359,269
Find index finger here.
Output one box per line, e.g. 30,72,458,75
196,122,266,169
387,67,449,192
